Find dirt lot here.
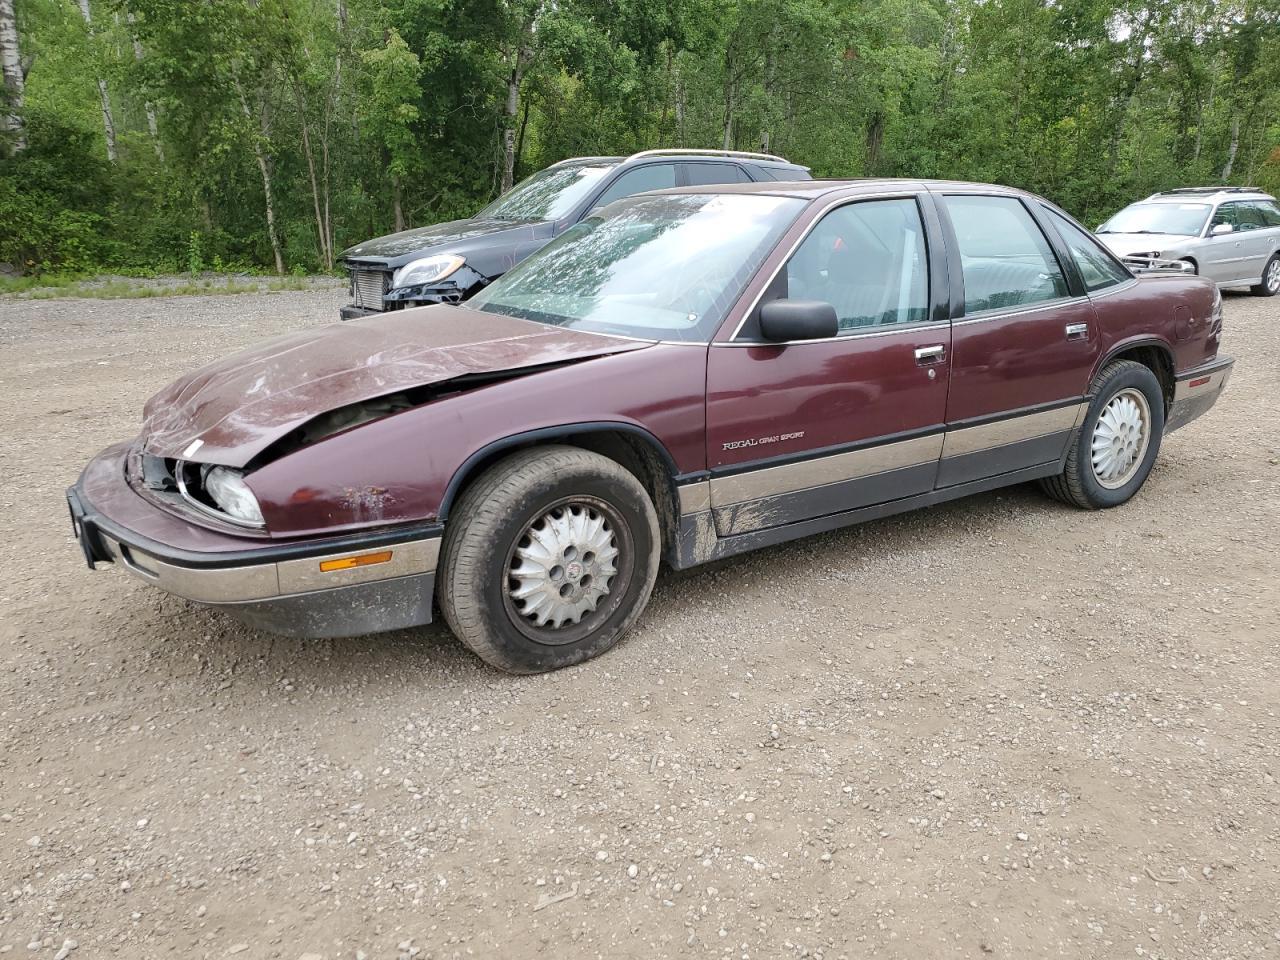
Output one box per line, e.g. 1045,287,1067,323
2,284,1278,960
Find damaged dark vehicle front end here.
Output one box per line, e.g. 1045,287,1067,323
338,149,812,320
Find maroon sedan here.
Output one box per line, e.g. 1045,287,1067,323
68,180,1233,672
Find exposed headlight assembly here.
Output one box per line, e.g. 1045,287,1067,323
204,466,265,526
177,463,265,528
392,254,465,290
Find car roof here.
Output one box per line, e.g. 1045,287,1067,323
549,150,810,172
647,177,1028,200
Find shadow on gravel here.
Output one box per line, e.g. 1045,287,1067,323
91,479,1089,688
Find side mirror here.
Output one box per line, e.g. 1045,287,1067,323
1210,222,1234,237
759,299,838,342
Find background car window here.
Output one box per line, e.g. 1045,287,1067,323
943,195,1069,313
593,164,677,208
784,198,929,331
1257,201,1280,227
682,162,750,186
1046,208,1131,292
1212,203,1242,229
1236,203,1265,231
476,163,613,221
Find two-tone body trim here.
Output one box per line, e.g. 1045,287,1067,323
683,398,1089,542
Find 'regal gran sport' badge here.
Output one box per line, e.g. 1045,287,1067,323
723,431,805,451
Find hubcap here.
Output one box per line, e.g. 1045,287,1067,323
1266,258,1279,293
507,500,621,635
1091,388,1151,489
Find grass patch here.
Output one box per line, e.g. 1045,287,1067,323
1,273,325,300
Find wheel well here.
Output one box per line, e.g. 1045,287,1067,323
1180,256,1198,273
441,429,681,554
1108,344,1174,411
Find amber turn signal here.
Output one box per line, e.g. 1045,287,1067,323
319,550,393,572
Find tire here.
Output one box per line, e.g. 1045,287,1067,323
1039,359,1165,510
438,445,661,673
1251,254,1280,297
1180,258,1198,275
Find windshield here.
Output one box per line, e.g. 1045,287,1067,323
477,163,614,222
1099,202,1211,236
468,193,805,342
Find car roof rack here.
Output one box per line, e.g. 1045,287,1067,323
1151,186,1263,197
627,148,793,165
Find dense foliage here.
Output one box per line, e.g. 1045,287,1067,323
1,0,1278,274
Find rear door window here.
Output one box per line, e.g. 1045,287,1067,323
1238,202,1268,231
942,195,1070,314
592,164,677,209
681,162,751,186
1257,201,1280,227
1045,208,1132,292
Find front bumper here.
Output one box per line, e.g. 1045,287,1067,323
340,304,382,322
1166,355,1234,433
67,448,442,639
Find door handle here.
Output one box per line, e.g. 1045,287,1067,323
914,344,946,365
1065,322,1089,341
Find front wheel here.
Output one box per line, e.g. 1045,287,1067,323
438,445,661,673
1039,359,1165,509
1251,254,1280,297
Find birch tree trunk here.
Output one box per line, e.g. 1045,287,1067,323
0,0,25,151
500,50,530,194
236,80,286,275
1221,115,1240,181
294,83,332,269
76,0,118,163
127,13,163,161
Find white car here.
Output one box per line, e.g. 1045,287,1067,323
1097,187,1280,296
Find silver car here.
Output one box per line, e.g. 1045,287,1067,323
1097,187,1280,296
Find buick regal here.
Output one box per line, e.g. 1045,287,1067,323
67,180,1233,672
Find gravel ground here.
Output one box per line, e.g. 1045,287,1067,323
1,285,1278,960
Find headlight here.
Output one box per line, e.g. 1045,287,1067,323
203,466,264,526
391,254,465,290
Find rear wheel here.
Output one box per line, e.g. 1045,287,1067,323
1039,360,1165,510
438,445,661,673
1251,254,1280,297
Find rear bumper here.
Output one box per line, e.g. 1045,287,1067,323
67,447,442,639
1166,355,1233,433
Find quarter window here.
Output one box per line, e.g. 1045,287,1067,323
782,198,930,331
593,164,677,209
1045,208,1131,292
943,195,1069,313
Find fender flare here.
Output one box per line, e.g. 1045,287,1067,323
1089,335,1176,386
438,420,685,521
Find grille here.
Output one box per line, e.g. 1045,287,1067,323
351,269,388,310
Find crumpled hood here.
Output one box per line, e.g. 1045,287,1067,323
340,217,545,267
1097,232,1198,257
141,305,651,468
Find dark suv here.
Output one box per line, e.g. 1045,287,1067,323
337,149,811,320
